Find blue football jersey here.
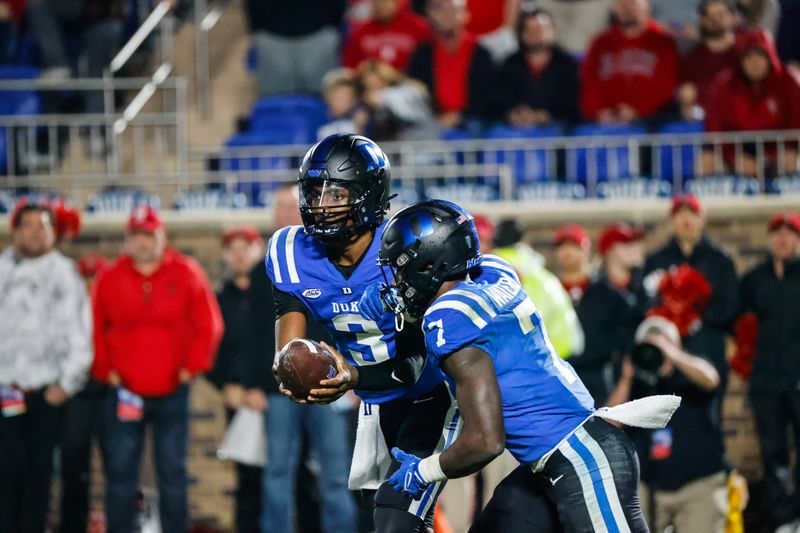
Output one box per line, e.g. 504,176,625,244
423,255,595,464
266,223,443,404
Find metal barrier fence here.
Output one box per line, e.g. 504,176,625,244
189,129,800,202
2,124,799,208
0,77,188,183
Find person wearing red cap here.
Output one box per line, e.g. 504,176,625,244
640,194,738,524
92,205,223,533
209,226,268,533
570,223,647,406
739,212,800,530
0,200,93,533
553,223,593,305
702,29,800,176
645,195,739,358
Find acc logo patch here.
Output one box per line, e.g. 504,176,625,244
302,288,322,299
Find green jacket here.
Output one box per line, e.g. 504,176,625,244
494,244,584,359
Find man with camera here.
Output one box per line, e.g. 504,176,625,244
608,312,727,531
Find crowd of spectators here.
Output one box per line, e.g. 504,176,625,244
538,194,800,532
3,192,800,532
244,0,800,177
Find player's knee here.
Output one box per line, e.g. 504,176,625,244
373,506,426,533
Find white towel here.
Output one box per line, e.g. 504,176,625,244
217,407,267,467
594,395,682,429
348,403,391,490
533,395,681,473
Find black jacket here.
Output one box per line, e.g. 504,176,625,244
209,262,277,394
740,257,800,394
631,327,727,491
572,270,648,405
406,39,496,120
497,47,581,124
644,235,738,389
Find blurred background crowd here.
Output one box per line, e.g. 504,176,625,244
3,190,800,533
1,0,800,532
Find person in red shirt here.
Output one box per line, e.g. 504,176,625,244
554,223,593,305
342,0,430,71
677,0,739,120
702,29,800,176
580,0,679,124
407,0,495,127
92,206,223,533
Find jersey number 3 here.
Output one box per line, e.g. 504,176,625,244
332,314,391,366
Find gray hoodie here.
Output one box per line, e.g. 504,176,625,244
0,248,93,395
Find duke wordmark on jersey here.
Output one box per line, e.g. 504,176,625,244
266,222,442,404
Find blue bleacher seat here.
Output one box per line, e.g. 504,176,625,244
657,120,704,183
568,123,647,184
249,114,319,145
247,95,327,145
440,128,472,141
484,125,562,183
0,66,42,174
220,131,299,206
0,65,41,115
251,95,327,119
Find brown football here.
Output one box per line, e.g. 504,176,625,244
276,338,338,398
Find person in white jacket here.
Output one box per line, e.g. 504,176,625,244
0,200,93,533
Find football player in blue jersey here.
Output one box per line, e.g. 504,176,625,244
355,199,664,533
266,134,457,533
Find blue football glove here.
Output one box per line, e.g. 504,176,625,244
359,283,398,322
388,447,429,498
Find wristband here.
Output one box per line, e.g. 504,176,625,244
417,453,447,483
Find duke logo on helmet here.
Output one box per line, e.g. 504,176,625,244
298,133,392,243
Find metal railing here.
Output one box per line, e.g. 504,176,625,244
189,129,800,200
194,0,228,119
2,127,799,210
0,77,188,182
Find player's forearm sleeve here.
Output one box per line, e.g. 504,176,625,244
356,352,426,391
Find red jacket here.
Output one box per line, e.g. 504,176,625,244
580,20,678,120
705,30,800,133
91,249,223,397
680,40,739,112
342,10,430,71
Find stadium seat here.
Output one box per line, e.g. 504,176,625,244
247,95,327,145
439,128,471,141
484,125,562,183
568,123,647,184
657,120,705,183
220,132,299,206
248,114,318,145
0,65,42,116
0,66,42,174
